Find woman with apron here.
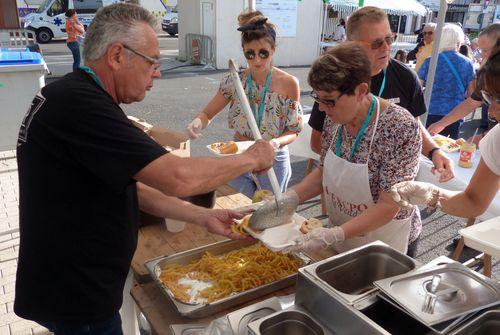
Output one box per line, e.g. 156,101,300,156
185,10,302,199
284,42,422,255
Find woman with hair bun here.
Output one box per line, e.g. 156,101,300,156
186,10,303,198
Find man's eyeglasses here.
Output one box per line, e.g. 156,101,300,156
481,90,500,105
123,44,160,72
363,35,395,50
423,31,434,36
310,91,343,107
244,49,270,60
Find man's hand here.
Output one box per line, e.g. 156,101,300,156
282,226,344,253
431,150,454,182
244,140,275,173
195,208,250,240
390,181,440,207
427,122,445,136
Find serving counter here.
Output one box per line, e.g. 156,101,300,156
130,185,333,335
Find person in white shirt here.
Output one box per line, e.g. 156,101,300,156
391,45,500,218
333,19,346,42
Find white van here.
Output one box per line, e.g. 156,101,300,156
23,0,120,43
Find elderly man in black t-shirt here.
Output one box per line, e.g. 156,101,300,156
15,3,275,334
309,6,454,185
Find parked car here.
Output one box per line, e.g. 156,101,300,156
161,9,178,36
166,16,178,36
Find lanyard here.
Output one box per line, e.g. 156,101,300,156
80,66,104,89
247,67,272,128
378,68,387,96
336,95,377,160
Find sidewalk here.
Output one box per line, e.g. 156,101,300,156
0,152,50,335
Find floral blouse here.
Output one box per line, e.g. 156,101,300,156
320,104,423,243
219,71,302,141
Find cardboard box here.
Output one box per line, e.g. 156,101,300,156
127,115,190,157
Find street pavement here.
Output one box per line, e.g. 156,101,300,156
41,36,499,279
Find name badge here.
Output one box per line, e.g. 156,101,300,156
387,97,400,104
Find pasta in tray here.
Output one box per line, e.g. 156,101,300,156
159,243,301,304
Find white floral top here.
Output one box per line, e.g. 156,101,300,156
219,71,303,141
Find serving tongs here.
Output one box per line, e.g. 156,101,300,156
228,59,297,230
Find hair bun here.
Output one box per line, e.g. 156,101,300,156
238,10,266,27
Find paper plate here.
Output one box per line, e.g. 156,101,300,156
240,213,306,252
432,134,461,153
206,141,255,157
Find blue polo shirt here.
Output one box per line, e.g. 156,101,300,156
418,51,475,116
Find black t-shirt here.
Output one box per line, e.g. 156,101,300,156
308,59,427,131
15,69,166,322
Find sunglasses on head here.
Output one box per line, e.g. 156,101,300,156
365,35,395,50
481,90,500,105
310,91,343,107
244,49,270,60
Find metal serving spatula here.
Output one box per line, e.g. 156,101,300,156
228,59,297,230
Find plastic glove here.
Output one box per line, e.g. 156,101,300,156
269,138,280,151
390,181,440,208
283,226,345,253
186,117,204,139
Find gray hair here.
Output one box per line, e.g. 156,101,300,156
424,22,437,31
439,23,464,51
83,3,156,62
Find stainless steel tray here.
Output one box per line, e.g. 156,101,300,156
170,323,208,335
374,262,500,326
226,297,282,335
144,239,311,319
301,241,419,309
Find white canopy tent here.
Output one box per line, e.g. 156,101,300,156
328,0,429,17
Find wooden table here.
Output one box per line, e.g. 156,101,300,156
130,185,332,335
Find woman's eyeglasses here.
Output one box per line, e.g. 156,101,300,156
481,90,500,105
363,35,395,50
310,91,343,107
244,49,270,60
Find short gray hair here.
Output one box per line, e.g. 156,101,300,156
439,23,464,51
424,22,436,31
83,3,156,62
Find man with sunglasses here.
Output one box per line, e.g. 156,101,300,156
415,23,436,71
14,4,275,334
309,6,454,186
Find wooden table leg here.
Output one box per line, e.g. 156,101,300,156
483,254,492,278
452,217,475,261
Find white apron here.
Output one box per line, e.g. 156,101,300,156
322,98,412,254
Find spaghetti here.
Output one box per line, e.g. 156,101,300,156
159,243,301,304
231,215,250,236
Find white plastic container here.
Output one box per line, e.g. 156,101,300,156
0,61,47,150
165,218,186,233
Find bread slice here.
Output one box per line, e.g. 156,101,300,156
300,218,323,234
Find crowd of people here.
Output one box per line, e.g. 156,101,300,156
13,2,500,334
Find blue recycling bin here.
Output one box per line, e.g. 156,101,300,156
0,48,46,150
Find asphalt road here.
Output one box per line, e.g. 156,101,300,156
42,37,499,279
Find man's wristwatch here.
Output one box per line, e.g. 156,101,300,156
428,147,441,161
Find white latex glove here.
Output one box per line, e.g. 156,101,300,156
186,117,204,139
283,226,345,253
269,138,280,151
390,181,440,208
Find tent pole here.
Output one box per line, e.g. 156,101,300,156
421,0,448,126
396,15,402,42
248,0,255,11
